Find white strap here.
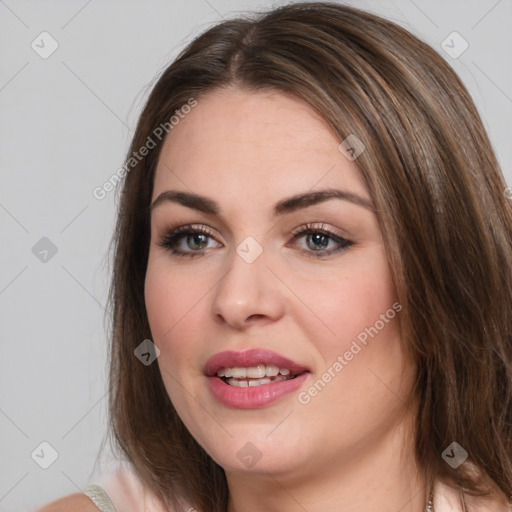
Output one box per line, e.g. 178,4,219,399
83,484,117,512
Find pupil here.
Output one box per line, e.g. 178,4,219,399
188,234,208,249
307,233,328,250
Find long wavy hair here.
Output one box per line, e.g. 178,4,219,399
105,2,512,511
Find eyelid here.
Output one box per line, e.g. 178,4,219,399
156,221,354,258
289,222,352,241
157,220,349,240
159,223,222,242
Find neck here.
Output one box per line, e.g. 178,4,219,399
226,414,429,512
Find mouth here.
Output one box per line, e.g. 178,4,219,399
204,349,309,408
216,364,299,387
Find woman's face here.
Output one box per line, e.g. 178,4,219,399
145,88,415,478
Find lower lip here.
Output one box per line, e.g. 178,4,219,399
207,373,309,409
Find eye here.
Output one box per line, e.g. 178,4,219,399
290,223,353,257
157,224,221,257
156,222,353,259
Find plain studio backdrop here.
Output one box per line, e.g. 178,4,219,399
1,0,511,510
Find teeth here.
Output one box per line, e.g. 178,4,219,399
231,367,247,378
229,379,249,388
227,375,290,387
216,365,294,379
246,364,266,378
216,363,298,388
265,364,279,377
248,378,271,387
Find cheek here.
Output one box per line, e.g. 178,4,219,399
288,246,397,358
144,261,203,365
297,259,406,431
144,252,208,328
144,263,204,418
145,266,178,338
338,265,396,344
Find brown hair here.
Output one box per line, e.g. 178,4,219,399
106,2,512,511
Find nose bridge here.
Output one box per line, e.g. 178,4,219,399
211,240,284,327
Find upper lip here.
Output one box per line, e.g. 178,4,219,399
204,348,309,377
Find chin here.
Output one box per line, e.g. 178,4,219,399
214,447,302,476
198,422,309,475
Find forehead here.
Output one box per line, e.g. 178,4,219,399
153,88,368,203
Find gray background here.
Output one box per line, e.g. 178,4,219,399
1,0,511,510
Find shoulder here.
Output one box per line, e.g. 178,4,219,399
96,465,166,511
35,493,99,512
36,465,185,512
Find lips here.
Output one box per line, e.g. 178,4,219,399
204,349,310,409
204,348,309,376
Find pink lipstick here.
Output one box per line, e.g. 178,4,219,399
205,349,309,409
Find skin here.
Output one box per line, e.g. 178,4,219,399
144,87,427,512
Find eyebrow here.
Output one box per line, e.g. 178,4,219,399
149,188,373,216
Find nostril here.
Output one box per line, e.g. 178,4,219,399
247,314,265,321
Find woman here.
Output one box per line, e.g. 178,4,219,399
38,2,512,511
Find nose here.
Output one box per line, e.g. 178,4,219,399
210,246,285,329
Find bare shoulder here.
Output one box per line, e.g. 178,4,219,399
35,493,99,512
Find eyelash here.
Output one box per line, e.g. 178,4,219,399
156,223,354,259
